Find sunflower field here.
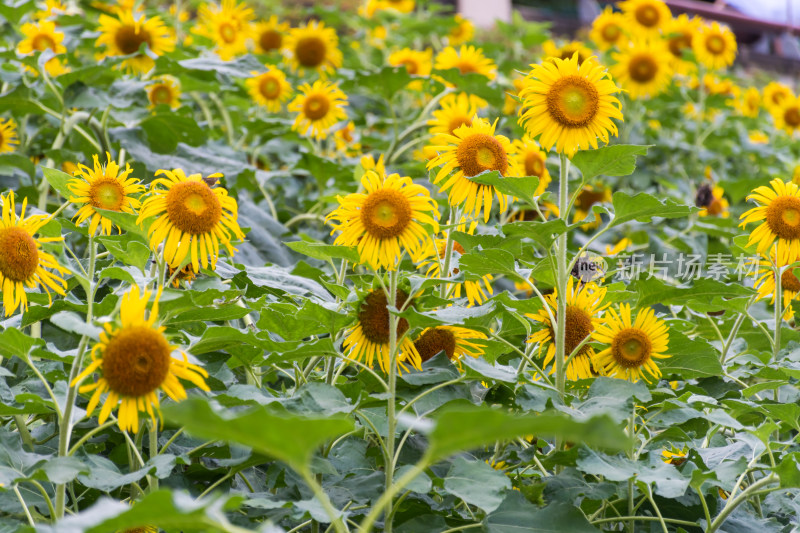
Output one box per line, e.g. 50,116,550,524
3,0,800,531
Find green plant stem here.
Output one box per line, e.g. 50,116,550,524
300,470,348,533
148,421,159,492
695,487,712,528
54,236,97,519
209,92,235,145
67,420,116,455
439,206,462,299
773,254,782,363
382,268,399,533
591,516,700,529
554,153,570,408
707,474,778,533
13,485,36,527
359,460,430,533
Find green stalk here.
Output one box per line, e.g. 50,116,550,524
554,153,570,403
383,268,399,533
438,206,461,299
773,253,782,363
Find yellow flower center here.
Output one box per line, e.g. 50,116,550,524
114,24,152,55
358,289,410,344
303,94,330,120
165,181,222,235
89,178,126,211
218,21,237,44
785,107,800,128
705,34,726,55
782,267,800,292
548,305,594,359
295,36,327,67
150,85,173,105
0,226,39,282
259,75,281,99
628,54,658,83
455,133,508,177
32,33,57,51
706,196,725,216
546,75,599,128
668,33,692,57
601,23,621,42
102,325,171,397
766,195,800,240
611,328,652,368
259,29,282,51
360,188,412,239
524,152,545,177
634,4,660,27
415,328,457,362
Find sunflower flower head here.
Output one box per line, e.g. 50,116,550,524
763,82,793,113
610,38,674,100
447,14,474,46
146,75,181,109
414,325,487,367
72,285,209,433
434,45,497,80
17,20,69,76
246,65,292,112
68,152,144,236
618,0,672,37
509,136,551,194
427,92,488,137
693,21,737,70
194,0,255,61
740,178,800,265
96,9,173,74
543,39,594,66
283,20,343,77
254,15,289,54
589,7,627,50
0,118,20,154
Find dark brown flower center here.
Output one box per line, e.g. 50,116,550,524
296,36,327,67
785,107,800,128
416,328,457,362
115,24,152,55
628,54,658,83
150,85,173,105
259,29,282,51
766,195,800,240
0,226,39,282
635,5,660,27
611,328,652,368
548,305,594,359
455,133,508,177
165,181,222,235
668,33,692,57
782,268,800,292
705,34,726,54
360,189,412,239
102,325,171,397
358,289,410,344
576,188,607,211
259,75,281,99
89,178,126,211
32,33,57,51
303,94,330,120
524,152,545,177
546,75,599,128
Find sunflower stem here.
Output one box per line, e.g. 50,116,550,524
148,420,159,492
554,153,570,409
383,268,399,533
439,206,462,299
773,254,782,364
54,235,97,519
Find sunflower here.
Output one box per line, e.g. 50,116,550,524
763,82,793,113
374,0,415,14
0,118,19,154
574,184,612,229
283,20,342,77
509,136,550,195
16,20,68,76
415,325,487,365
72,285,209,433
416,219,494,307
254,15,289,54
427,117,512,222
434,45,496,80
342,288,421,373
527,277,608,381
589,7,627,50
137,168,245,271
146,75,181,109
448,14,474,46
749,130,769,144
735,87,760,118
693,21,736,70
34,0,70,19
664,14,701,74
388,47,433,80
592,303,669,382
96,9,173,74
288,81,348,140
518,53,623,157
334,121,360,155
662,446,688,466
246,65,292,112
195,0,254,61
610,39,673,100
694,183,729,218
618,0,671,37
68,153,144,236
605,237,632,256
0,192,69,316
427,92,487,137
542,40,594,65
751,254,800,320
326,169,439,270
741,179,800,266
772,96,800,136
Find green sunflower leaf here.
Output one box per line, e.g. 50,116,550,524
570,144,651,182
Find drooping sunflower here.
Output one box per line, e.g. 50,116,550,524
589,7,627,50
693,21,737,70
518,53,623,157
509,136,550,195
0,192,69,316
772,95,800,136
137,168,245,271
763,82,793,113
96,9,173,74
434,45,497,80
447,14,474,46
195,0,254,61
146,75,181,109
526,277,608,381
740,179,800,265
427,117,512,222
751,254,800,320
68,153,144,236
664,14,701,74
427,92,488,137
416,219,494,307
610,39,674,100
415,325,487,366
592,303,670,383
334,121,361,155
0,118,19,154
326,169,439,270
574,184,612,229
72,285,209,433
735,87,760,118
618,0,671,37
17,20,68,76
254,15,289,54
283,20,343,77
246,65,292,112
288,80,348,140
694,183,729,218
342,288,421,373
542,40,594,65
